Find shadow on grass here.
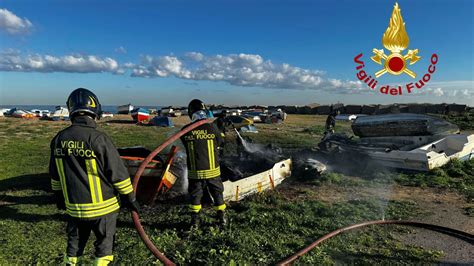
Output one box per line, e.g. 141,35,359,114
0,173,50,193
0,173,64,222
0,173,139,228
0,205,68,222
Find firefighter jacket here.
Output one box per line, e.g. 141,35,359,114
49,116,133,219
181,120,224,179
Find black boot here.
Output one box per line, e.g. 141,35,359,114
190,212,200,229
217,210,227,228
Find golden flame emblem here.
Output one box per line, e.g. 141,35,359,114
371,2,420,78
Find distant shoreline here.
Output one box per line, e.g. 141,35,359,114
0,105,161,114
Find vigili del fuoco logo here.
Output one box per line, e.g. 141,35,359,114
354,2,439,96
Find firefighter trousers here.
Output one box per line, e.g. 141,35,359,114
66,212,118,258
188,177,226,212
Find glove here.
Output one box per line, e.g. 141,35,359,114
54,191,66,210
122,193,140,213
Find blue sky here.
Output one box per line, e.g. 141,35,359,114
0,0,473,106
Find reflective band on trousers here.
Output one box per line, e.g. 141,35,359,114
189,204,202,213
187,167,221,179
94,255,114,266
64,256,78,265
214,204,226,211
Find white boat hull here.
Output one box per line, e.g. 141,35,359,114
223,159,292,201
367,134,474,171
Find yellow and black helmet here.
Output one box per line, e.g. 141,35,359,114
187,99,206,119
67,88,102,119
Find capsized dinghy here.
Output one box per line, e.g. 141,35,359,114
351,113,459,137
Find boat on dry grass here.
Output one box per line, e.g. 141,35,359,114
6,108,35,118
49,106,69,121
131,107,150,123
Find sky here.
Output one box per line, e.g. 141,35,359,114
0,0,473,106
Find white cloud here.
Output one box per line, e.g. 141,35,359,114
0,50,365,92
0,8,33,35
405,83,473,102
418,87,445,97
132,55,192,78
5,49,470,102
115,46,127,54
0,51,123,74
131,52,362,91
432,87,444,97
428,81,474,99
184,52,204,61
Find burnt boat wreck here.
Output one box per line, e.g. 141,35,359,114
118,145,292,204
319,113,474,171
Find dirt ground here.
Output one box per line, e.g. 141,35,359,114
281,182,474,263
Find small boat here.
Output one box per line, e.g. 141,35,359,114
365,134,474,171
50,106,69,121
120,145,292,203
161,107,182,117
100,112,114,118
352,113,459,137
320,132,474,171
117,103,134,114
131,108,150,123
31,109,51,117
0,108,10,117
11,109,35,118
222,159,291,201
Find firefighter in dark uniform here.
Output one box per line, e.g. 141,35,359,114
215,109,229,135
181,99,227,228
325,109,340,134
49,88,139,265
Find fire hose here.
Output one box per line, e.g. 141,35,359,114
131,118,211,266
276,220,474,265
130,119,474,265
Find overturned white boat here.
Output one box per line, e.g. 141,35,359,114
319,113,472,171
365,134,474,171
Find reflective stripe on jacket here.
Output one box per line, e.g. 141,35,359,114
181,120,224,179
49,116,133,219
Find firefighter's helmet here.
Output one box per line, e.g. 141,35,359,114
187,99,206,119
67,88,102,119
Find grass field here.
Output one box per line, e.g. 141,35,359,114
0,114,472,264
